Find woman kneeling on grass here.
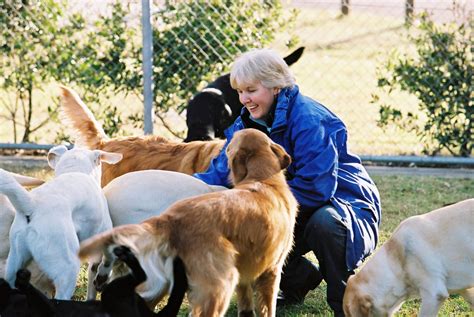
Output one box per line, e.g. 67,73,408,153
194,48,381,316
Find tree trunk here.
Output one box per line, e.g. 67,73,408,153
405,0,414,23
21,82,33,143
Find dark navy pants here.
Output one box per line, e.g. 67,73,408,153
280,205,353,316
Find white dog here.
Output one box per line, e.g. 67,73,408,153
0,172,51,295
1,171,44,260
0,145,122,300
93,169,227,295
343,198,474,317
104,169,227,226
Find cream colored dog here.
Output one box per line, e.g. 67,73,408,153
79,129,298,316
343,198,474,317
0,146,122,300
0,172,51,295
104,169,227,226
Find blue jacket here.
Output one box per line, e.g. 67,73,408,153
194,85,381,270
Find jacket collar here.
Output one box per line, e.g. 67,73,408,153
272,85,299,132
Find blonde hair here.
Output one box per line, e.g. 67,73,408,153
230,48,296,90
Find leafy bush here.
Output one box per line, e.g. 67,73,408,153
1,0,296,141
373,14,472,157
129,0,297,136
56,0,297,137
0,0,128,142
0,0,73,142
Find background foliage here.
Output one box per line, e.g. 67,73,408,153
0,1,472,158
1,0,295,141
374,13,472,157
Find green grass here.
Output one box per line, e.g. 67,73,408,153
2,162,472,316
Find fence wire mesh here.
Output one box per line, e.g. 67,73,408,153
0,0,472,160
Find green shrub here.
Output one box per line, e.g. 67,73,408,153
129,0,297,136
374,14,472,157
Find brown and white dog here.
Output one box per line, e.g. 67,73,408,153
79,129,298,317
343,198,474,317
59,85,225,187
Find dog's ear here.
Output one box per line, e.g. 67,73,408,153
229,150,248,184
358,294,373,316
270,143,291,170
47,145,68,169
93,150,123,166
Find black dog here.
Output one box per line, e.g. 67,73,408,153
184,47,305,142
0,246,188,317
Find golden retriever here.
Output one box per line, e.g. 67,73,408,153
343,198,474,317
59,86,225,186
79,129,298,317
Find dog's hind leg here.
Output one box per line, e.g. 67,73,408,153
236,283,255,317
418,287,449,317
254,267,280,317
4,241,31,288
459,287,474,309
188,267,238,317
156,257,188,317
37,254,80,300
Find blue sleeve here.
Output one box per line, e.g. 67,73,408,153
287,120,346,210
193,139,232,187
194,118,246,187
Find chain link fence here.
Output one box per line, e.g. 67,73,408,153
0,0,472,164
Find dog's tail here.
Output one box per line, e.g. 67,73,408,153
0,169,36,217
79,221,176,303
59,85,109,149
9,171,44,187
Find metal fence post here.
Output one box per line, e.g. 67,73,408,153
341,0,350,15
141,0,154,135
406,0,414,22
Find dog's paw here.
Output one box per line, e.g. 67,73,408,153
15,269,31,289
113,245,134,263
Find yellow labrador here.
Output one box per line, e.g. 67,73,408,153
343,198,474,317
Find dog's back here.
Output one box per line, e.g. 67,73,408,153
99,136,224,186
344,198,474,316
393,198,474,291
59,86,225,187
104,170,227,226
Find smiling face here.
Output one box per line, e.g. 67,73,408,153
236,81,279,120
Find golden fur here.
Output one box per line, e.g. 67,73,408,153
59,86,225,186
79,129,298,317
